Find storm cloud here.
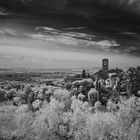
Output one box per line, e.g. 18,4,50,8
0,0,140,68
1,0,140,19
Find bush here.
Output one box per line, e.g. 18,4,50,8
0,105,17,139
24,85,32,97
70,99,91,140
13,105,36,140
33,98,72,140
13,97,22,106
19,92,27,104
0,89,7,102
32,99,43,110
7,89,17,100
88,112,119,140
116,97,140,140
64,82,72,91
71,87,78,97
53,89,70,102
78,93,86,101
0,86,140,140
88,88,98,106
53,89,72,111
79,79,94,92
37,86,55,102
107,99,119,112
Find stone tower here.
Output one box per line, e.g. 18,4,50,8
82,69,86,78
102,58,109,79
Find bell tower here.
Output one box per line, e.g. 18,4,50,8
102,58,109,79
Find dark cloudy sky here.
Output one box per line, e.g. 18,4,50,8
0,0,140,69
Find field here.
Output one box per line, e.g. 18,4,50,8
0,67,140,140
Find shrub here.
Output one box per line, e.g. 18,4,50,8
13,97,22,106
33,98,72,140
53,89,72,111
0,105,17,139
0,85,140,140
53,89,70,102
107,99,119,112
72,81,81,89
78,85,85,94
78,93,86,101
88,112,120,140
116,97,140,140
24,85,32,97
80,79,94,92
19,92,27,104
32,99,43,110
7,89,17,100
71,87,78,97
37,86,55,102
0,89,7,102
64,82,72,91
13,105,35,140
88,88,98,106
70,99,92,140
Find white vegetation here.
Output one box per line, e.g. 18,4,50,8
0,67,140,140
0,88,140,140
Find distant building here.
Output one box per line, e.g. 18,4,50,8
102,58,109,79
63,69,91,83
102,58,109,72
82,69,86,78
81,69,91,78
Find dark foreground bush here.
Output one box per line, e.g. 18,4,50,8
0,89,7,102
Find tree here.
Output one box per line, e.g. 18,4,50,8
88,88,97,106
127,67,140,95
